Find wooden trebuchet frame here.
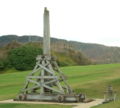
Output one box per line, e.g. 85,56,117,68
21,55,73,95
15,7,86,102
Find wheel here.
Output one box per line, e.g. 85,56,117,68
18,94,26,101
57,95,64,102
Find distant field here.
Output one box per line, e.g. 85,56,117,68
0,63,120,108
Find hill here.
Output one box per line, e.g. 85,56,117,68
0,35,120,64
69,41,120,64
0,64,120,108
0,41,91,72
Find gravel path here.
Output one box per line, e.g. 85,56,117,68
73,99,103,108
0,99,103,108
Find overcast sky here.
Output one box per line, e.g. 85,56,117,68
0,0,120,46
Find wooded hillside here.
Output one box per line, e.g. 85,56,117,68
0,35,120,64
0,40,91,72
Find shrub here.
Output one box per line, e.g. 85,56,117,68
8,45,42,71
0,60,5,70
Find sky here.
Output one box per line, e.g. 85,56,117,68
0,0,120,47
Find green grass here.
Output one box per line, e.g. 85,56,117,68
92,101,120,108
62,64,120,98
0,103,71,108
0,63,120,108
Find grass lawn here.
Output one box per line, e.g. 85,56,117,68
0,103,71,108
92,101,120,108
0,63,120,108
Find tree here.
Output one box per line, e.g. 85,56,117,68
0,60,5,70
8,45,42,70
